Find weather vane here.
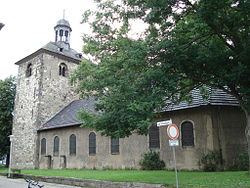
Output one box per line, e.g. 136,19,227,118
63,9,65,19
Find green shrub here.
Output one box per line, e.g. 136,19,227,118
230,152,249,171
200,151,224,172
139,150,165,170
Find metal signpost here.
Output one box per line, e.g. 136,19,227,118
167,124,179,188
157,120,179,188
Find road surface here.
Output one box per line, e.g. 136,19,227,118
0,175,81,188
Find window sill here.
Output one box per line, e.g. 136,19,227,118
111,152,120,155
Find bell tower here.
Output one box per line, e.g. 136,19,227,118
11,16,81,169
54,12,72,50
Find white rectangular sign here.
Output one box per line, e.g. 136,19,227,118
169,139,179,146
157,119,172,127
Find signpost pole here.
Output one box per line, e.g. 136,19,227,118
172,146,179,188
157,121,180,188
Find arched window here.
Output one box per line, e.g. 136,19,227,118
53,136,59,156
69,134,76,155
111,137,119,154
89,132,96,155
59,63,68,77
41,138,46,155
26,63,32,77
59,29,63,36
149,124,160,149
65,30,69,37
181,121,194,147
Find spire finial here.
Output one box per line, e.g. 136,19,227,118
63,9,65,19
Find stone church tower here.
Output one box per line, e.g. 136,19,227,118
11,18,82,169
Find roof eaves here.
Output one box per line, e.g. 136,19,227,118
15,48,44,65
15,47,82,65
38,122,81,131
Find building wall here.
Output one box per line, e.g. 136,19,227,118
38,126,149,169
12,52,79,169
158,106,247,170
38,106,247,170
211,106,247,168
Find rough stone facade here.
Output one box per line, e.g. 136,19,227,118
12,52,79,169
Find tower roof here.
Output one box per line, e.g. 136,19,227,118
54,18,72,31
15,42,83,65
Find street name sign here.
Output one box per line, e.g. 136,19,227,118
157,119,172,127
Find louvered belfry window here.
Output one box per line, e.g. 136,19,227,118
149,124,160,149
69,134,76,155
41,138,46,155
53,136,59,156
111,137,119,154
181,121,194,147
26,63,32,77
89,132,96,155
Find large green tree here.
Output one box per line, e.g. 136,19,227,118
72,0,250,166
0,77,16,161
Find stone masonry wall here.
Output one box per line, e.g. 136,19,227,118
12,52,79,169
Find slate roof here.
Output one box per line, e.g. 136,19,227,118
39,88,239,131
39,98,98,131
55,19,71,30
15,42,83,65
42,42,82,61
161,88,239,112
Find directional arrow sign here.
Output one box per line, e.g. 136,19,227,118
157,119,172,127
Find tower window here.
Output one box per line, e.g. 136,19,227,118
59,63,68,77
65,30,68,37
41,138,46,156
181,121,194,147
89,132,96,155
55,30,58,42
59,29,63,36
69,134,76,155
149,124,160,149
111,137,119,154
26,63,32,77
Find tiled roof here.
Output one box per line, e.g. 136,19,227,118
15,42,83,65
161,88,239,112
39,98,98,131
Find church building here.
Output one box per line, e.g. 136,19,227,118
11,18,247,170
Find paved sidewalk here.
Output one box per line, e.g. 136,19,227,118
0,175,81,188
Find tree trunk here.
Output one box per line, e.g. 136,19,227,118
245,110,250,172
5,153,9,168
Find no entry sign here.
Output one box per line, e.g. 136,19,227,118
167,124,179,140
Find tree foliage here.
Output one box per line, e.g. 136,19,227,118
71,0,250,139
0,77,16,157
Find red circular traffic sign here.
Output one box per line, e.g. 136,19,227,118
167,124,179,139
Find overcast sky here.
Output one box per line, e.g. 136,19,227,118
0,0,95,79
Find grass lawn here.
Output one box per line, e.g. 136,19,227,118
0,168,249,188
